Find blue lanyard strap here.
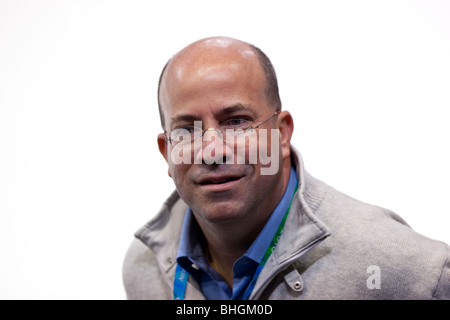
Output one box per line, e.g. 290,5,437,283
173,183,299,300
173,264,189,300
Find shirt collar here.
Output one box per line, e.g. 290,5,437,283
177,207,207,266
176,167,299,268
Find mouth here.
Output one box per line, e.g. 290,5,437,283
197,175,244,191
199,176,242,185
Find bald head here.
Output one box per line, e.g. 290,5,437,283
157,37,281,129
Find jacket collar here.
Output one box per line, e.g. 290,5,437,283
135,147,331,297
249,146,331,298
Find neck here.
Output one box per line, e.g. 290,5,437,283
194,160,292,287
198,213,268,287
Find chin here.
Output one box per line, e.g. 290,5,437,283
193,200,249,224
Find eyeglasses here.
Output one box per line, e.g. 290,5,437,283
164,111,280,147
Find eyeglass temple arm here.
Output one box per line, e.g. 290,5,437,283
254,111,281,129
163,131,172,142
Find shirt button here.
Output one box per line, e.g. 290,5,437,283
191,264,200,270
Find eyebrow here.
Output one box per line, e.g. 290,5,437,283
214,104,257,118
170,114,199,126
170,103,257,128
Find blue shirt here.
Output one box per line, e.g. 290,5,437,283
176,167,299,300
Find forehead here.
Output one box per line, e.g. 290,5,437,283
160,50,266,125
160,42,268,125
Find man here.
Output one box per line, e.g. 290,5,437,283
123,37,450,300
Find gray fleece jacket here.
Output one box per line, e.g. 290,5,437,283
123,148,450,300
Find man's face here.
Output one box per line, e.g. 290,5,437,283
158,40,291,224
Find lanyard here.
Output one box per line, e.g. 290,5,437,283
173,183,298,300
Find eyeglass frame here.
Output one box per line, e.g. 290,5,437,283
164,110,281,146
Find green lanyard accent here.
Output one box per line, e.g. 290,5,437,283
240,182,298,300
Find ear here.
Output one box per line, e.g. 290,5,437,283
277,111,294,161
157,133,168,161
157,133,172,177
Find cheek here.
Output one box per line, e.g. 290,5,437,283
230,130,277,168
256,129,278,155
231,131,262,165
256,129,282,176
168,162,191,187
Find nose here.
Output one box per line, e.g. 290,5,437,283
194,128,232,165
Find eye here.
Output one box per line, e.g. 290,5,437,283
221,118,250,129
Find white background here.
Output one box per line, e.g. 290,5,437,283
1,0,449,300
